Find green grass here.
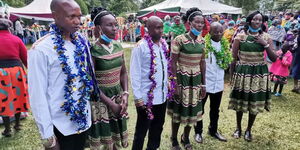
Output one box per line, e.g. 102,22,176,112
1,48,300,150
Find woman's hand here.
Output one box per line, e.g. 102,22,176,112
254,36,268,47
120,94,128,115
110,102,122,117
200,86,206,100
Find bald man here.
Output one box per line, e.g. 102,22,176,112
28,0,95,149
130,16,169,150
194,22,228,143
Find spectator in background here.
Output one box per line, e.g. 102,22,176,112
212,14,220,22
202,18,211,37
268,17,286,50
282,13,293,31
135,21,141,41
163,15,172,47
219,15,228,31
291,31,300,94
263,15,269,32
171,15,186,39
0,15,29,137
141,17,148,38
230,17,246,48
224,20,236,42
15,18,24,41
270,43,293,96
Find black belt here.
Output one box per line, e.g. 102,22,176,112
0,59,23,68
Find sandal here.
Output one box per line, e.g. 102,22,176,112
171,137,181,150
180,134,192,150
232,129,242,139
2,129,12,137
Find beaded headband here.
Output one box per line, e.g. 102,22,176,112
92,11,109,24
187,11,202,22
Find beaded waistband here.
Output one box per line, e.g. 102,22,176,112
0,59,23,68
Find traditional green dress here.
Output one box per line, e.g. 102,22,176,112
229,31,272,115
89,42,128,150
168,33,204,125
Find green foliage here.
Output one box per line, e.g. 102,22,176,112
75,0,88,15
221,0,260,15
2,0,25,7
140,0,164,9
108,0,138,16
275,0,300,12
85,0,101,13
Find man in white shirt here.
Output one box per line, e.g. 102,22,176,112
15,18,23,40
194,22,228,143
130,16,169,150
28,0,96,149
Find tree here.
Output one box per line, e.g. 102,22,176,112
108,0,138,16
140,0,164,9
75,0,88,15
85,0,101,12
275,0,300,12
221,0,260,15
2,0,25,7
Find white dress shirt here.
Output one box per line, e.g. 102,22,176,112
15,20,23,35
130,39,168,105
205,39,225,94
28,34,91,139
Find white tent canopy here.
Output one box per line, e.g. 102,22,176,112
141,0,242,15
9,0,53,21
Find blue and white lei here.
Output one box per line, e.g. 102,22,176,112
50,24,94,131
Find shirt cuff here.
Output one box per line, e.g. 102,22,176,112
40,125,54,139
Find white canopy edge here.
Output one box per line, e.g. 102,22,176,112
141,0,242,15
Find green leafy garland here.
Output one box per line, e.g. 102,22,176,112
204,34,233,69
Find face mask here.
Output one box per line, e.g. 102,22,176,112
277,25,282,29
100,34,113,43
191,27,201,36
99,26,113,43
228,26,233,29
238,26,244,29
248,26,261,33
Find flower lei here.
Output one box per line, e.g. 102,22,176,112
144,34,176,120
204,34,233,69
50,24,93,131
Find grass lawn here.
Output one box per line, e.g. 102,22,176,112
1,47,300,150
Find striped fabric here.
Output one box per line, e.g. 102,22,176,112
89,42,128,150
229,31,272,115
168,33,205,125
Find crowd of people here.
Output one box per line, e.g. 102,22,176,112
0,0,300,150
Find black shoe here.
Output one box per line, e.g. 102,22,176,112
232,129,242,139
1,129,11,137
209,131,227,142
194,133,203,143
244,130,252,142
